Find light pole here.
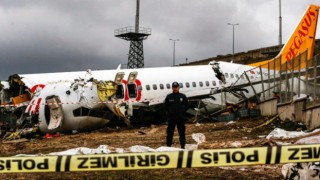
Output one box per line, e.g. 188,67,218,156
227,23,239,62
169,38,179,66
279,0,282,45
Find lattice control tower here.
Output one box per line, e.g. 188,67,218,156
115,0,151,68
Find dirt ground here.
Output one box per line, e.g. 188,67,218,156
0,117,286,179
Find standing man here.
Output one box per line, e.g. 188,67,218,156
165,82,189,149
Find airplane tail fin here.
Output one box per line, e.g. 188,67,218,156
249,4,320,69
278,4,319,63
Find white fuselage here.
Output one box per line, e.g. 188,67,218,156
18,61,274,133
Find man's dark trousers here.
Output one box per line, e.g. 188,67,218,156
166,117,185,149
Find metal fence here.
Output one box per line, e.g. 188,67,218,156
229,50,320,108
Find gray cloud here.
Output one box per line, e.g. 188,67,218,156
0,0,319,79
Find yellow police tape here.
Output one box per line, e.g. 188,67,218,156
1,144,320,173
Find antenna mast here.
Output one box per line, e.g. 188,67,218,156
115,0,151,68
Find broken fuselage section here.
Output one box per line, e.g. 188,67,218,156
0,72,120,134
32,80,116,133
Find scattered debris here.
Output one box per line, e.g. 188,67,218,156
47,145,112,156
266,128,307,140
192,133,206,145
16,133,206,156
244,114,279,132
45,133,60,139
1,126,39,141
273,127,320,179
282,162,320,180
137,130,146,135
295,135,320,145
0,117,287,179
230,141,242,147
2,138,29,144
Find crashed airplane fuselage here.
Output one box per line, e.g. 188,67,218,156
1,63,271,133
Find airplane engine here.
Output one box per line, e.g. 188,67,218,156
26,81,112,133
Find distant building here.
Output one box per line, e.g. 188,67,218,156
181,39,320,66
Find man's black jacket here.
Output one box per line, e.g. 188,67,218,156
164,92,188,118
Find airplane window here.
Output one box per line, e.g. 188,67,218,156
179,83,183,88
230,74,234,78
219,81,222,85
73,107,90,117
250,76,254,79
166,83,170,89
186,82,190,88
192,82,196,87
205,81,209,86
153,84,157,90
88,108,110,119
236,74,239,79
146,85,150,90
73,107,110,119
225,73,229,78
160,84,164,90
199,81,203,87
212,81,216,86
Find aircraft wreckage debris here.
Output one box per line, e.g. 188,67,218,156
0,117,319,179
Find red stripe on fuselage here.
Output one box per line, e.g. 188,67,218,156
33,98,42,115
135,79,142,101
30,84,45,93
27,99,35,113
122,80,129,100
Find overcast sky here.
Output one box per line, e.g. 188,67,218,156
0,0,319,80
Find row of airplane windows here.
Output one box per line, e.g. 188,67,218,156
142,72,258,91
225,72,257,79
144,80,221,91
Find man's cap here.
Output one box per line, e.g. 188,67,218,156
172,82,179,87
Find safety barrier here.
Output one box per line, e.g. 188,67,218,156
0,144,319,173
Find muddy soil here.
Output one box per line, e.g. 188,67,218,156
0,117,286,179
